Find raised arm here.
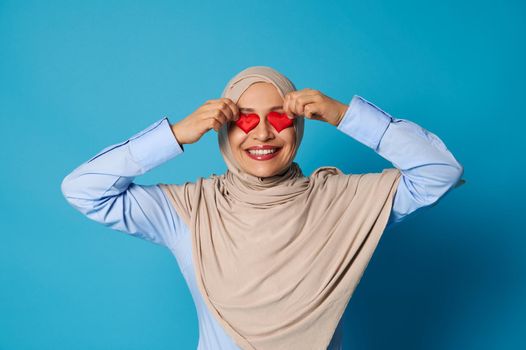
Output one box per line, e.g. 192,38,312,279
60,117,187,247
336,95,465,229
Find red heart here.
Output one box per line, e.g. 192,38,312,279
267,111,294,132
235,113,260,133
235,112,294,134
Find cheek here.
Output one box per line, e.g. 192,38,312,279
227,125,246,150
281,129,296,149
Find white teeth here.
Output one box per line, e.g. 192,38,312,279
248,148,277,155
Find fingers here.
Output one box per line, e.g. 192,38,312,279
284,92,297,117
296,94,321,118
210,118,222,132
206,98,239,121
203,98,239,132
223,98,240,121
211,109,228,131
284,89,323,119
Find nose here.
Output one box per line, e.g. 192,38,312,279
251,113,275,141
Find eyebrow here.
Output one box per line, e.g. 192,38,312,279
239,105,283,112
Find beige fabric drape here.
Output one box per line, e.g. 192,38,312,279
159,66,402,349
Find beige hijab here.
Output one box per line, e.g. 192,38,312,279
159,66,402,350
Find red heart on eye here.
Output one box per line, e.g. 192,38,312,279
267,111,294,132
235,113,260,133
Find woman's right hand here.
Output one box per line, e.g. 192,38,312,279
170,98,239,146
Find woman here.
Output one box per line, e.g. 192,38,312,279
61,66,464,350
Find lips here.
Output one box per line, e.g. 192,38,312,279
235,112,294,133
245,147,281,161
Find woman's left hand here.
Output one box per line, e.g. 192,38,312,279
283,88,349,126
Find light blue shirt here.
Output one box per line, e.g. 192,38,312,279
61,95,464,350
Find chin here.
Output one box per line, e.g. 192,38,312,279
247,169,277,178
245,164,290,178
237,152,293,178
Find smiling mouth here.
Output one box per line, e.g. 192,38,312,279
245,147,281,160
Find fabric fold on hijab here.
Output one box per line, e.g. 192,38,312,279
159,66,402,350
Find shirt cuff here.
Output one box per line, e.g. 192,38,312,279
337,95,393,151
128,116,184,171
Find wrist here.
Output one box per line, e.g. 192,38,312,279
331,102,348,127
170,123,185,148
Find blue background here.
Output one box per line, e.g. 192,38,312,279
1,0,524,349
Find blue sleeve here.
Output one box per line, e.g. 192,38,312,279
337,95,465,229
60,117,187,247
